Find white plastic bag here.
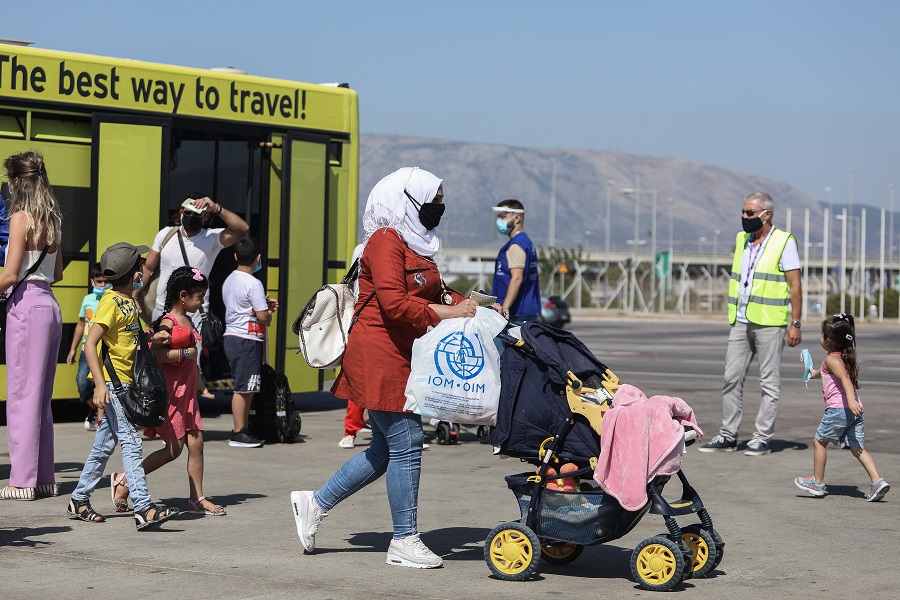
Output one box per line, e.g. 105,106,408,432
404,307,508,425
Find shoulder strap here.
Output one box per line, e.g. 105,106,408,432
8,245,50,299
176,230,191,267
348,291,376,332
159,227,179,253
101,341,125,390
341,258,361,285
176,231,206,315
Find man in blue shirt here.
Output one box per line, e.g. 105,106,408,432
492,199,541,326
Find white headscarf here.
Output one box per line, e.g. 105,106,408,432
362,167,443,257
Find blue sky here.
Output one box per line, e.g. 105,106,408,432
4,1,899,209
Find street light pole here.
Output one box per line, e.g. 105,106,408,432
605,180,613,266
890,184,895,274
822,207,829,317
840,208,848,314
712,230,720,313
825,186,833,256
632,178,640,312
621,177,641,312
650,189,657,313
549,160,557,248
668,197,674,310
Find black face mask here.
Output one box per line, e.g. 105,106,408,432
404,189,445,231
418,202,445,230
742,216,764,233
182,213,203,233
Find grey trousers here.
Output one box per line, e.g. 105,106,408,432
720,323,786,442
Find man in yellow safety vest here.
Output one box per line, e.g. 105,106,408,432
699,192,802,456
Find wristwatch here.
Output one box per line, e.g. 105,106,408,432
791,320,801,329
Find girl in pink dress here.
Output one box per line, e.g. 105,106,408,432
112,266,226,515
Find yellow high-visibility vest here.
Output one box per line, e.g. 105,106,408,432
727,228,794,326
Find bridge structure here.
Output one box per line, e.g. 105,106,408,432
437,244,900,323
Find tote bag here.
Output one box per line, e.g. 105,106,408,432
404,307,507,425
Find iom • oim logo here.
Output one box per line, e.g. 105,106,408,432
433,331,485,380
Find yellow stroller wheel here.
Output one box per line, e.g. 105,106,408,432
631,536,686,591
681,525,718,578
484,522,540,581
539,539,584,565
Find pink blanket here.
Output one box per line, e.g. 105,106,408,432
593,384,703,511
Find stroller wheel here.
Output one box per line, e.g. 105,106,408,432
681,525,718,578
710,528,725,569
436,422,451,445
631,536,686,591
477,425,490,444
484,522,540,581
539,539,584,565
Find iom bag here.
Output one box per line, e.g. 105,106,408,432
404,307,507,425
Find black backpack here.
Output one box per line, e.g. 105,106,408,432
103,326,168,428
249,364,301,443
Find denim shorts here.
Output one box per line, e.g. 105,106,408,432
224,335,263,394
815,407,865,449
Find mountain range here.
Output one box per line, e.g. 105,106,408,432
359,135,893,255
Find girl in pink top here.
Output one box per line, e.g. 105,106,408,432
794,313,889,501
112,267,226,515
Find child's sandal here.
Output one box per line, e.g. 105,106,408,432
110,472,130,512
134,503,179,531
188,496,226,516
67,498,106,523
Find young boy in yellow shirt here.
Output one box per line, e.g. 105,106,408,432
67,242,179,530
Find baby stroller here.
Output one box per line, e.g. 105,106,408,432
428,419,491,445
485,322,723,591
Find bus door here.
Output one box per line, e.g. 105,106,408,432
92,114,171,267
267,134,331,393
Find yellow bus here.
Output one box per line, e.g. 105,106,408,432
0,42,359,399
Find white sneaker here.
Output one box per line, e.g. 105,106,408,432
84,411,98,431
338,435,355,449
386,534,443,568
422,443,430,450
290,491,326,552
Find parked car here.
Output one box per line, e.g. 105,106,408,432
540,294,571,328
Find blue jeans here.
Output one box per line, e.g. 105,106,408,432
75,349,94,404
72,383,152,512
314,410,424,538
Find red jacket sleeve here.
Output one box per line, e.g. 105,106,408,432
366,230,440,327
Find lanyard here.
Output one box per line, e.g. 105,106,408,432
743,230,771,288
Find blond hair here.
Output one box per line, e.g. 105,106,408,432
3,151,62,246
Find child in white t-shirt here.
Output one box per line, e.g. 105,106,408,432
222,236,277,448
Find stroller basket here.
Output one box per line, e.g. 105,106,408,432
506,473,623,545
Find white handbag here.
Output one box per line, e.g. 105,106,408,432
292,259,374,369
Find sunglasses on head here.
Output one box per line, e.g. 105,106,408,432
742,209,767,217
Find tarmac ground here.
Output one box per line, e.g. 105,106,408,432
1,316,898,599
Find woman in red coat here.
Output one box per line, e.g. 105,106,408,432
291,167,480,568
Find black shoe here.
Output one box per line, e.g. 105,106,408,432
744,438,771,456
698,435,737,452
229,429,263,448
134,503,179,531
